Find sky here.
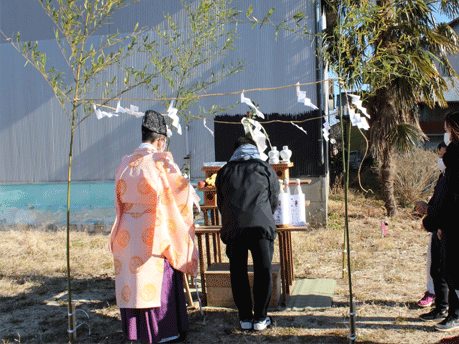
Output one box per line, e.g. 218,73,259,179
433,5,456,24
434,12,451,24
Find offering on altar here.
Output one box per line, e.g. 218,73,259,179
268,146,280,164
280,146,292,163
290,179,307,226
205,173,217,187
274,180,291,227
200,163,226,206
274,178,307,227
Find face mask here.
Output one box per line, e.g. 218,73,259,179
444,132,452,146
438,158,446,173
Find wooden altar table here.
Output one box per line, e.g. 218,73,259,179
194,224,310,306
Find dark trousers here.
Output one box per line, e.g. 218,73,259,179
225,230,274,322
430,231,448,312
441,231,459,318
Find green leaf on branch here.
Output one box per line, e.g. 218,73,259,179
246,5,253,17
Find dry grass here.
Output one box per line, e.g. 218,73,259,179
0,191,452,344
391,147,438,207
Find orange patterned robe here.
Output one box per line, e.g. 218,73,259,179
110,146,199,309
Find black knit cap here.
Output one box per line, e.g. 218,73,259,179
142,110,167,135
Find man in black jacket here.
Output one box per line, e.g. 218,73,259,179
216,136,280,332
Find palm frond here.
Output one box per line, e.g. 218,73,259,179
388,123,427,154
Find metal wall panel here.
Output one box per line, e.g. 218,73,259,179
0,0,320,183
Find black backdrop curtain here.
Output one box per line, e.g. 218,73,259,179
214,111,326,177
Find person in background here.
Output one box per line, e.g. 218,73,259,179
216,136,280,332
415,142,448,322
415,142,447,309
109,110,199,343
423,111,459,334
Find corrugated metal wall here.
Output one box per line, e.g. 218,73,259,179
0,0,319,183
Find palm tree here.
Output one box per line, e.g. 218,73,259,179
323,0,459,216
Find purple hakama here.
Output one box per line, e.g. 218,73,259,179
120,260,189,343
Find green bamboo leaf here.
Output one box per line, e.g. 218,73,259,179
293,11,304,20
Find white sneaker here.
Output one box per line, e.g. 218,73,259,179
240,320,253,330
253,317,271,331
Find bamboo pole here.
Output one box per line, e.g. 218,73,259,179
67,302,76,342
336,1,356,341
343,118,356,344
67,120,76,343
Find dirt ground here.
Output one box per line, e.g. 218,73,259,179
0,192,456,344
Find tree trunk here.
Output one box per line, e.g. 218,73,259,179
379,149,397,217
370,87,399,217
370,0,398,216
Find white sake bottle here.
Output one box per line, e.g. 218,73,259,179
290,179,306,226
280,146,292,163
268,146,280,164
274,179,290,227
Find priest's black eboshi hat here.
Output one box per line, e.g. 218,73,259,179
142,110,167,135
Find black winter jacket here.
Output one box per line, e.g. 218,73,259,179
423,142,459,233
215,159,280,244
422,173,444,233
